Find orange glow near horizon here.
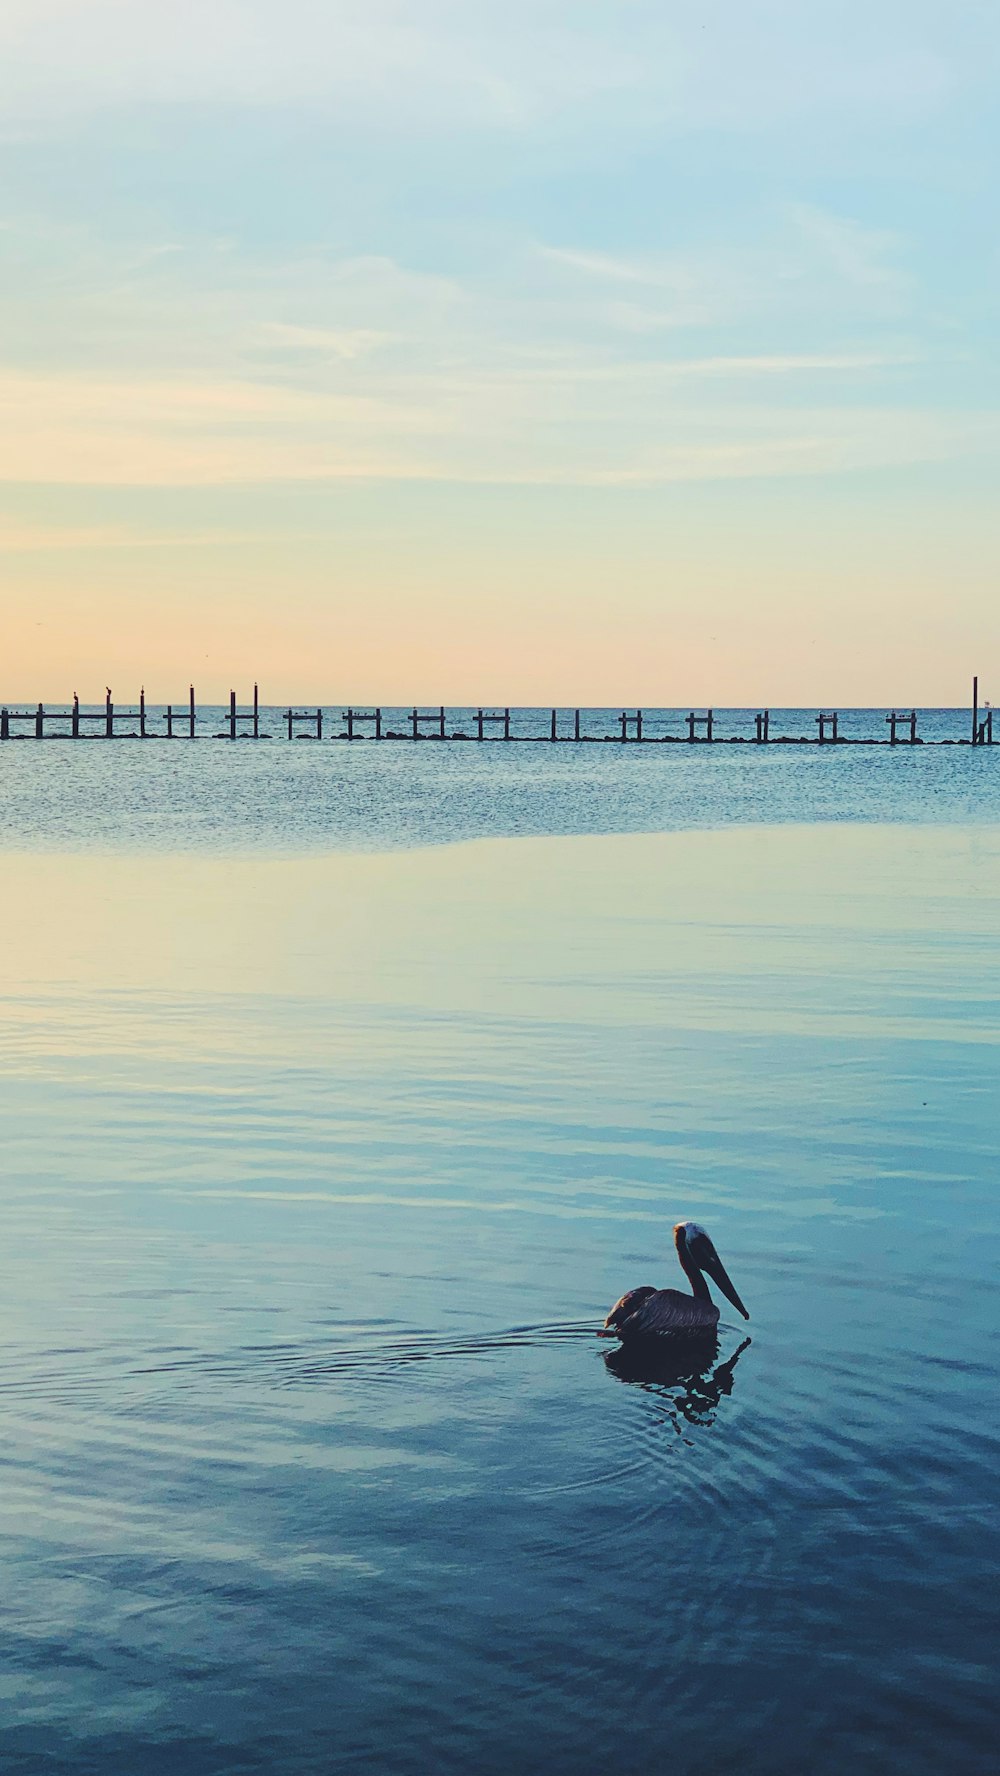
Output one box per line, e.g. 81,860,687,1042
3,486,996,707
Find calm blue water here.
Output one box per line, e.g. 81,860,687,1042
0,748,997,1774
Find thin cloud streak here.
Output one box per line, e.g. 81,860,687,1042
0,362,989,488
0,518,261,552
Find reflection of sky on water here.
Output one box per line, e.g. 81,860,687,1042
0,823,997,1774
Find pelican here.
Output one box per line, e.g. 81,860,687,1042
604,1221,749,1341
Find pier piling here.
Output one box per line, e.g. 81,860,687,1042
1,691,994,749
410,706,447,740
885,709,918,745
286,706,322,740
344,707,381,739
474,708,510,741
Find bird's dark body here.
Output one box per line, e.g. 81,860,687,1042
604,1285,719,1340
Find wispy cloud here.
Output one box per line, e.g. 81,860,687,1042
788,205,907,294
259,323,397,361
0,360,988,490
464,353,918,386
0,1,984,134
537,205,911,331
0,515,260,552
0,183,970,502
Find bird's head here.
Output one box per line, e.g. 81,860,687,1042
674,1221,749,1320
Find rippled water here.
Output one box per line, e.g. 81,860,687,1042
0,775,998,1771
0,711,998,850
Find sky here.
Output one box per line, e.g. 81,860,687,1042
1,0,998,703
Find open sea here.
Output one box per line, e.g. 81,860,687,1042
0,721,997,1774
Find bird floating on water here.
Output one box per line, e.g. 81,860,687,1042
604,1221,749,1341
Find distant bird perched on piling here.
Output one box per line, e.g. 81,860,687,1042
604,1222,749,1341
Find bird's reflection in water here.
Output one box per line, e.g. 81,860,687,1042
603,1335,752,1433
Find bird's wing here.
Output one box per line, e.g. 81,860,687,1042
615,1288,718,1339
603,1286,658,1333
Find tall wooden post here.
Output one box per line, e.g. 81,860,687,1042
687,711,695,742
72,694,80,739
637,709,643,743
574,708,580,742
189,684,196,739
166,704,174,738
551,708,557,742
411,707,418,740
707,708,714,743
619,711,627,743
972,676,979,745
439,706,445,740
375,707,382,740
476,708,484,741
0,708,8,740
347,707,355,740
230,690,237,741
140,687,147,738
105,690,113,738
316,708,323,739
287,708,293,740
253,683,259,739
504,707,510,741
35,702,44,739
910,709,917,744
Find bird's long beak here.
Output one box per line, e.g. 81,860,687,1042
702,1249,750,1320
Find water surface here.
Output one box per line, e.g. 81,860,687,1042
0,714,998,851
0,816,997,1774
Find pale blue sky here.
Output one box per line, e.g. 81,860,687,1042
2,2,998,699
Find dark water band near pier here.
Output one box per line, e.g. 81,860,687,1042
0,680,995,745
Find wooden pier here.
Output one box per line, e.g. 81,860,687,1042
0,683,993,746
